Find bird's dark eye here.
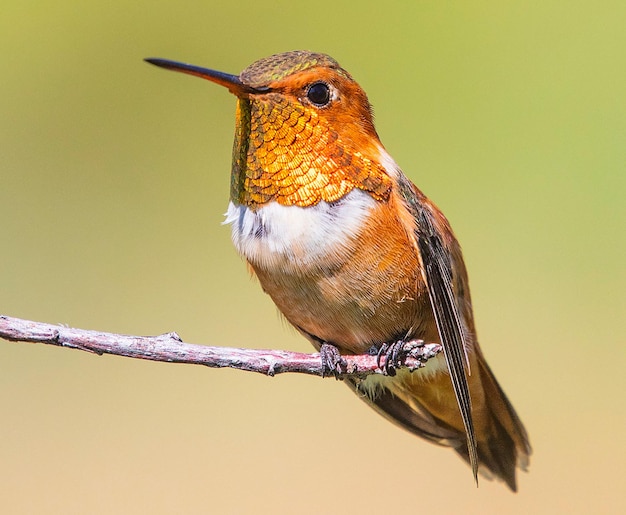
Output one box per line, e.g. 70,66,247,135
306,82,331,106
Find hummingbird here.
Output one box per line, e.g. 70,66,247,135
145,51,531,491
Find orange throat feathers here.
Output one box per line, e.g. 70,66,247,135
230,96,392,208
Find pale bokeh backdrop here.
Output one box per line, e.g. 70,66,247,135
1,1,624,514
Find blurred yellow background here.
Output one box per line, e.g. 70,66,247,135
1,1,624,513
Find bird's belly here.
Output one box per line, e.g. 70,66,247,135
225,189,431,353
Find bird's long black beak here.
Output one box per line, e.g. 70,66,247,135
145,58,262,97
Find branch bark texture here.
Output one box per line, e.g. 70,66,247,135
0,315,442,378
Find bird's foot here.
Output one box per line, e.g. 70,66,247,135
319,343,347,379
372,339,426,376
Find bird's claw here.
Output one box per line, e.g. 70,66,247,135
319,343,347,379
375,339,426,376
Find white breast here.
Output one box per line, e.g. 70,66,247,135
223,188,377,274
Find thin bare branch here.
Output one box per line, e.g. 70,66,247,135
0,315,441,378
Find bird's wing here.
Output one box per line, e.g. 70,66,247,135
396,173,479,482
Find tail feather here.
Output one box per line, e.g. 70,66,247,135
346,352,531,491
472,349,532,475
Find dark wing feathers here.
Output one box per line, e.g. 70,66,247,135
398,177,479,482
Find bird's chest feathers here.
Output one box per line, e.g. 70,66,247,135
225,188,424,350
224,188,376,274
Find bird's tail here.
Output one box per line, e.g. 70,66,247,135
347,351,531,491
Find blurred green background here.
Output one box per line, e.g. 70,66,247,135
1,1,624,513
